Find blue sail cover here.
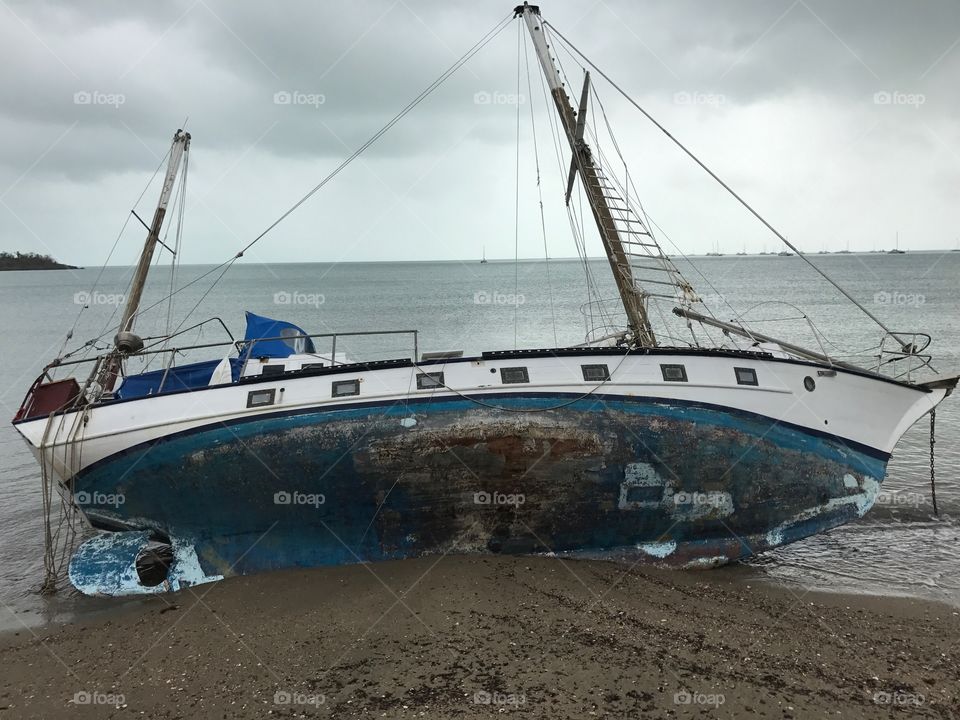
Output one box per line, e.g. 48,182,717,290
116,358,243,400
240,311,315,359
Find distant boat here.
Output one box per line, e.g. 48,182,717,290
888,231,905,254
837,240,852,255
480,246,488,264
736,244,747,256
777,250,794,257
706,241,723,256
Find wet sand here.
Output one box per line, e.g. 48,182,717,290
1,555,957,718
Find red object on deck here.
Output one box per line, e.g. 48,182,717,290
14,378,81,422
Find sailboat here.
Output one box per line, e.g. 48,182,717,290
888,231,906,254
12,4,956,596
706,241,723,257
480,246,488,264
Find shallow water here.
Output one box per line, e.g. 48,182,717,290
1,252,957,629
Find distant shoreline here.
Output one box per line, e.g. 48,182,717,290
2,250,956,268
0,252,78,271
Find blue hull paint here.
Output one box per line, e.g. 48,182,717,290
72,394,888,590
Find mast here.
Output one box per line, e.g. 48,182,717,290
516,3,656,346
102,129,190,392
118,129,190,337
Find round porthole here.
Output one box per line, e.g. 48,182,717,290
803,376,816,392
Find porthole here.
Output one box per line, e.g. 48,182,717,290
734,367,758,386
581,364,610,382
246,388,276,408
803,376,816,392
332,379,360,397
660,364,688,382
416,372,444,389
500,366,530,384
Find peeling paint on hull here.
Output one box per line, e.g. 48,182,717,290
69,395,887,594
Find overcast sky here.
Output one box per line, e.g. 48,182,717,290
2,0,959,266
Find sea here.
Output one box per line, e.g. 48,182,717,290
1,252,958,630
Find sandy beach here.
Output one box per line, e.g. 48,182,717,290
1,555,957,719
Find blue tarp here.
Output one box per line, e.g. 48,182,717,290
239,311,315,359
115,312,312,400
116,358,243,400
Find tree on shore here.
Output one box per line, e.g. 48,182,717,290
0,251,76,270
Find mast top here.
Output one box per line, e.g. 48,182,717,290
513,3,539,18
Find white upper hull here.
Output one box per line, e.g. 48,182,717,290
14,349,944,485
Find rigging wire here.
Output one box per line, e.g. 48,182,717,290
513,18,522,350
236,13,514,264
544,29,625,339
57,148,172,360
544,20,910,349
522,27,559,346
62,14,514,359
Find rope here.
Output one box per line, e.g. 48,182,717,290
38,409,84,594
930,408,938,517
544,20,911,350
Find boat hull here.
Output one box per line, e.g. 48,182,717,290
69,392,888,582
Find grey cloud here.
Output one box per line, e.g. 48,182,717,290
1,0,959,263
